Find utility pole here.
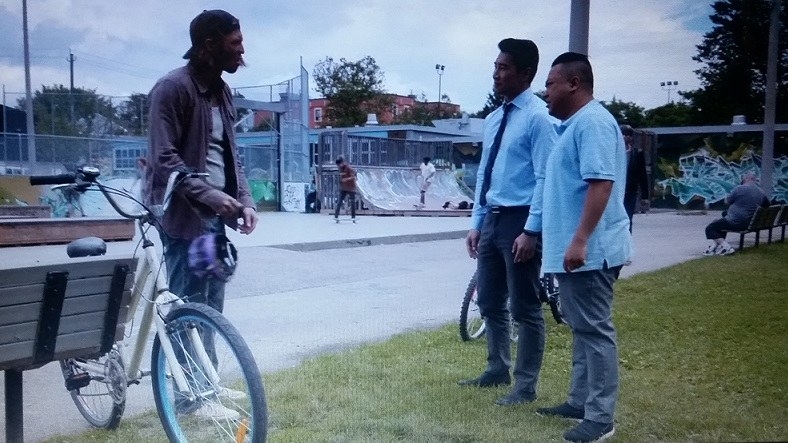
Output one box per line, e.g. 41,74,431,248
23,0,36,170
68,49,75,124
2,84,7,162
568,0,590,55
435,64,444,116
760,0,781,198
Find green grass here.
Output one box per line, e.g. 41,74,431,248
46,243,788,442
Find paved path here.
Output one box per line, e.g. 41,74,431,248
0,210,725,441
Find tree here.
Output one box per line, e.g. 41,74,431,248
643,103,696,127
16,84,118,168
682,0,787,125
599,98,646,127
116,93,149,135
312,56,392,127
470,91,503,119
19,84,117,137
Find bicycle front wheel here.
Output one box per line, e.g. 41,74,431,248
151,303,267,443
459,271,486,341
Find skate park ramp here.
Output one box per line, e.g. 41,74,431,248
355,168,473,212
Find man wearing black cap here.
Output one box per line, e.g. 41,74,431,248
459,38,557,408
144,10,257,418
620,124,649,233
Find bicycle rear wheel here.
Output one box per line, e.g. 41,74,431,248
60,346,126,429
459,271,486,341
541,273,564,324
151,303,267,443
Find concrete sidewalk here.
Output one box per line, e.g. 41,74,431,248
0,210,730,441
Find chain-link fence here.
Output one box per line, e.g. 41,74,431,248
317,131,453,168
1,67,311,211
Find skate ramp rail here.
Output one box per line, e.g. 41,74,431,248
355,167,473,212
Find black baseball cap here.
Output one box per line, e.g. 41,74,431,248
183,9,240,59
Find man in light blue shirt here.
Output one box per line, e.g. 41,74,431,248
526,52,632,443
459,38,558,408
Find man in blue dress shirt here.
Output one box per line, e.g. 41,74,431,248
526,52,632,443
459,38,558,408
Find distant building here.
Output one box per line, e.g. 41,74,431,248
307,94,461,129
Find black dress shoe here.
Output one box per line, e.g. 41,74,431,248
495,390,536,406
457,372,511,387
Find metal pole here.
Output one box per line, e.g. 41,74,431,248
568,0,590,55
139,95,144,135
5,369,24,443
275,112,282,211
760,0,781,198
438,72,442,115
22,0,36,171
2,84,7,162
69,50,75,124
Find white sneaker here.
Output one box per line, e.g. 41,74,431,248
703,244,719,256
716,246,735,256
218,386,247,400
192,400,241,421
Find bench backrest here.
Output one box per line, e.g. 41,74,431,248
0,256,136,371
776,204,788,226
747,205,781,230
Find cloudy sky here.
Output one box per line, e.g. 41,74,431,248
0,0,714,113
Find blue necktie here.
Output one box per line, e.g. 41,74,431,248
479,103,513,207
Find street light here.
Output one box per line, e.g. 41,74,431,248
435,64,445,116
660,80,678,104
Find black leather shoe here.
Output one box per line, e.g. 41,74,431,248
495,390,536,406
457,372,511,387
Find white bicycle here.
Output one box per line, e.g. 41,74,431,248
30,166,267,442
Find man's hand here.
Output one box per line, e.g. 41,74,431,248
512,233,537,263
563,237,588,272
239,207,258,235
214,194,244,217
466,229,481,259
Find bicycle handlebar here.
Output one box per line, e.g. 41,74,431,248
29,166,206,222
30,166,147,221
29,173,77,186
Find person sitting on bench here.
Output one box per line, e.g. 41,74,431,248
703,172,770,256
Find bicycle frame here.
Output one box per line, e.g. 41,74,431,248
65,176,224,400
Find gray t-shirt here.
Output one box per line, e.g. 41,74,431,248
206,107,226,190
725,183,768,225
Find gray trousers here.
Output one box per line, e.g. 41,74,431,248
555,266,621,424
159,218,226,368
476,209,545,396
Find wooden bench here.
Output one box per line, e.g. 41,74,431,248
775,204,788,243
0,255,136,443
726,204,783,250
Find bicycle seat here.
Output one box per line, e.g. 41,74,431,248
66,236,107,258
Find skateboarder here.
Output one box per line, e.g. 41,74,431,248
334,156,357,222
417,157,436,209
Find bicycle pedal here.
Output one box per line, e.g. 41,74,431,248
65,372,92,391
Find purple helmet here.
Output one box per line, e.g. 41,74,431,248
187,233,238,282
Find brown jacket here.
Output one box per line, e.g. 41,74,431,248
339,164,357,192
144,65,254,240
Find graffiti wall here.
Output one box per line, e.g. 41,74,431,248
281,182,307,212
658,150,787,206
